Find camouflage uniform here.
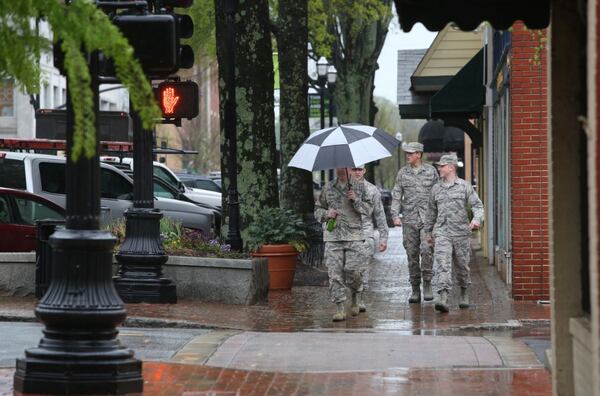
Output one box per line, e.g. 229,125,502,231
315,178,374,303
424,177,484,292
390,163,438,286
354,178,389,290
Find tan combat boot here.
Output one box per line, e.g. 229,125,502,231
358,292,367,312
459,287,470,309
332,302,346,321
423,281,434,301
434,289,449,313
408,285,421,303
350,293,360,316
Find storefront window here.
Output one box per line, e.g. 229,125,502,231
0,79,14,117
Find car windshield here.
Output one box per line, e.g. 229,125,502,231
14,196,63,225
153,166,180,190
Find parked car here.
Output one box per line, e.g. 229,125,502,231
121,169,222,236
0,152,216,236
176,173,221,193
0,187,65,252
101,157,222,210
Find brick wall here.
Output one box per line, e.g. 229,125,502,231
509,22,550,300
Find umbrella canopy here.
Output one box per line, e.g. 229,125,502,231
288,124,400,171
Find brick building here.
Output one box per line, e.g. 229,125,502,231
486,22,549,301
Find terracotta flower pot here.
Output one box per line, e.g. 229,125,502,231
252,244,298,290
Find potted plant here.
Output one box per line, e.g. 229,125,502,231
245,208,309,290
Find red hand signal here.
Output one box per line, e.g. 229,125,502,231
162,87,180,115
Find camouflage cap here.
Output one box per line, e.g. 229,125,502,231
435,153,459,166
402,142,424,153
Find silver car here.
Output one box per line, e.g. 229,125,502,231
0,152,215,236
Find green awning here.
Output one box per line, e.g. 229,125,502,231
430,49,485,119
395,0,550,32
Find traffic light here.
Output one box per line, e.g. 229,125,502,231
161,0,195,71
154,81,199,119
108,13,178,77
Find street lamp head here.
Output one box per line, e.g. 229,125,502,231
327,65,337,85
317,56,328,77
396,132,403,142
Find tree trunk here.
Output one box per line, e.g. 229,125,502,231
330,3,392,183
277,0,314,218
214,0,279,242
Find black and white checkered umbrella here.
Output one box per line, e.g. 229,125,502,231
288,124,400,171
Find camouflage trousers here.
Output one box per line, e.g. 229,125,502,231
402,223,434,286
433,235,471,292
324,239,373,303
360,237,376,291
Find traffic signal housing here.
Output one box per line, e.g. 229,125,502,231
154,81,199,119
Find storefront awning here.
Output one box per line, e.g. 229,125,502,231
395,0,551,32
430,49,485,119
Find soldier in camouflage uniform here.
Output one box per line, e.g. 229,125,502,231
350,165,389,313
424,153,484,313
390,142,438,303
315,167,375,321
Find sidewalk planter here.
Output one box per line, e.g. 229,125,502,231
252,244,299,290
0,253,268,305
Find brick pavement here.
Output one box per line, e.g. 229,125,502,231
0,364,551,396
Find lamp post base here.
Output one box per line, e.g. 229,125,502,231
114,208,177,304
14,228,143,394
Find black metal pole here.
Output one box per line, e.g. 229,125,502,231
14,51,143,395
319,78,326,183
113,102,177,303
224,0,243,251
327,83,334,181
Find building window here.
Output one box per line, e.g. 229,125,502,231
43,83,51,109
53,86,59,109
0,79,14,117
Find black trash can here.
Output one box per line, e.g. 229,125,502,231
35,219,65,299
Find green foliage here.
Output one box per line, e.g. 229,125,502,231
244,207,309,253
106,218,247,259
308,0,391,59
0,0,160,161
186,0,216,59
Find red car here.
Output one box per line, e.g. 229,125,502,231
0,188,65,252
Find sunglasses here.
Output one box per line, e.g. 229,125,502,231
351,168,365,171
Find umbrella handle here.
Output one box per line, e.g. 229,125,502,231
345,168,352,190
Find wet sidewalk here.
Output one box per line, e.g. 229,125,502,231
0,227,552,395
0,228,550,333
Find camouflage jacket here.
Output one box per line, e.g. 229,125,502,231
424,177,484,237
391,163,439,225
355,179,389,244
315,178,374,242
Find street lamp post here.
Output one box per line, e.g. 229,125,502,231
396,132,403,170
327,65,337,181
224,0,243,251
317,56,328,185
14,51,142,394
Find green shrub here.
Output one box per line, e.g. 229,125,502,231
244,207,309,253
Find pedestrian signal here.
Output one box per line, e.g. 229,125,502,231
155,81,199,119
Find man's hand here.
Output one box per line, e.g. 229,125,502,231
469,220,480,230
346,189,357,201
326,209,338,219
378,241,387,252
393,218,402,227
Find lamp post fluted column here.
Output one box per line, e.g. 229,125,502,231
14,51,143,395
224,0,243,251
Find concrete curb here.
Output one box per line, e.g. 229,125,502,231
0,312,235,330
